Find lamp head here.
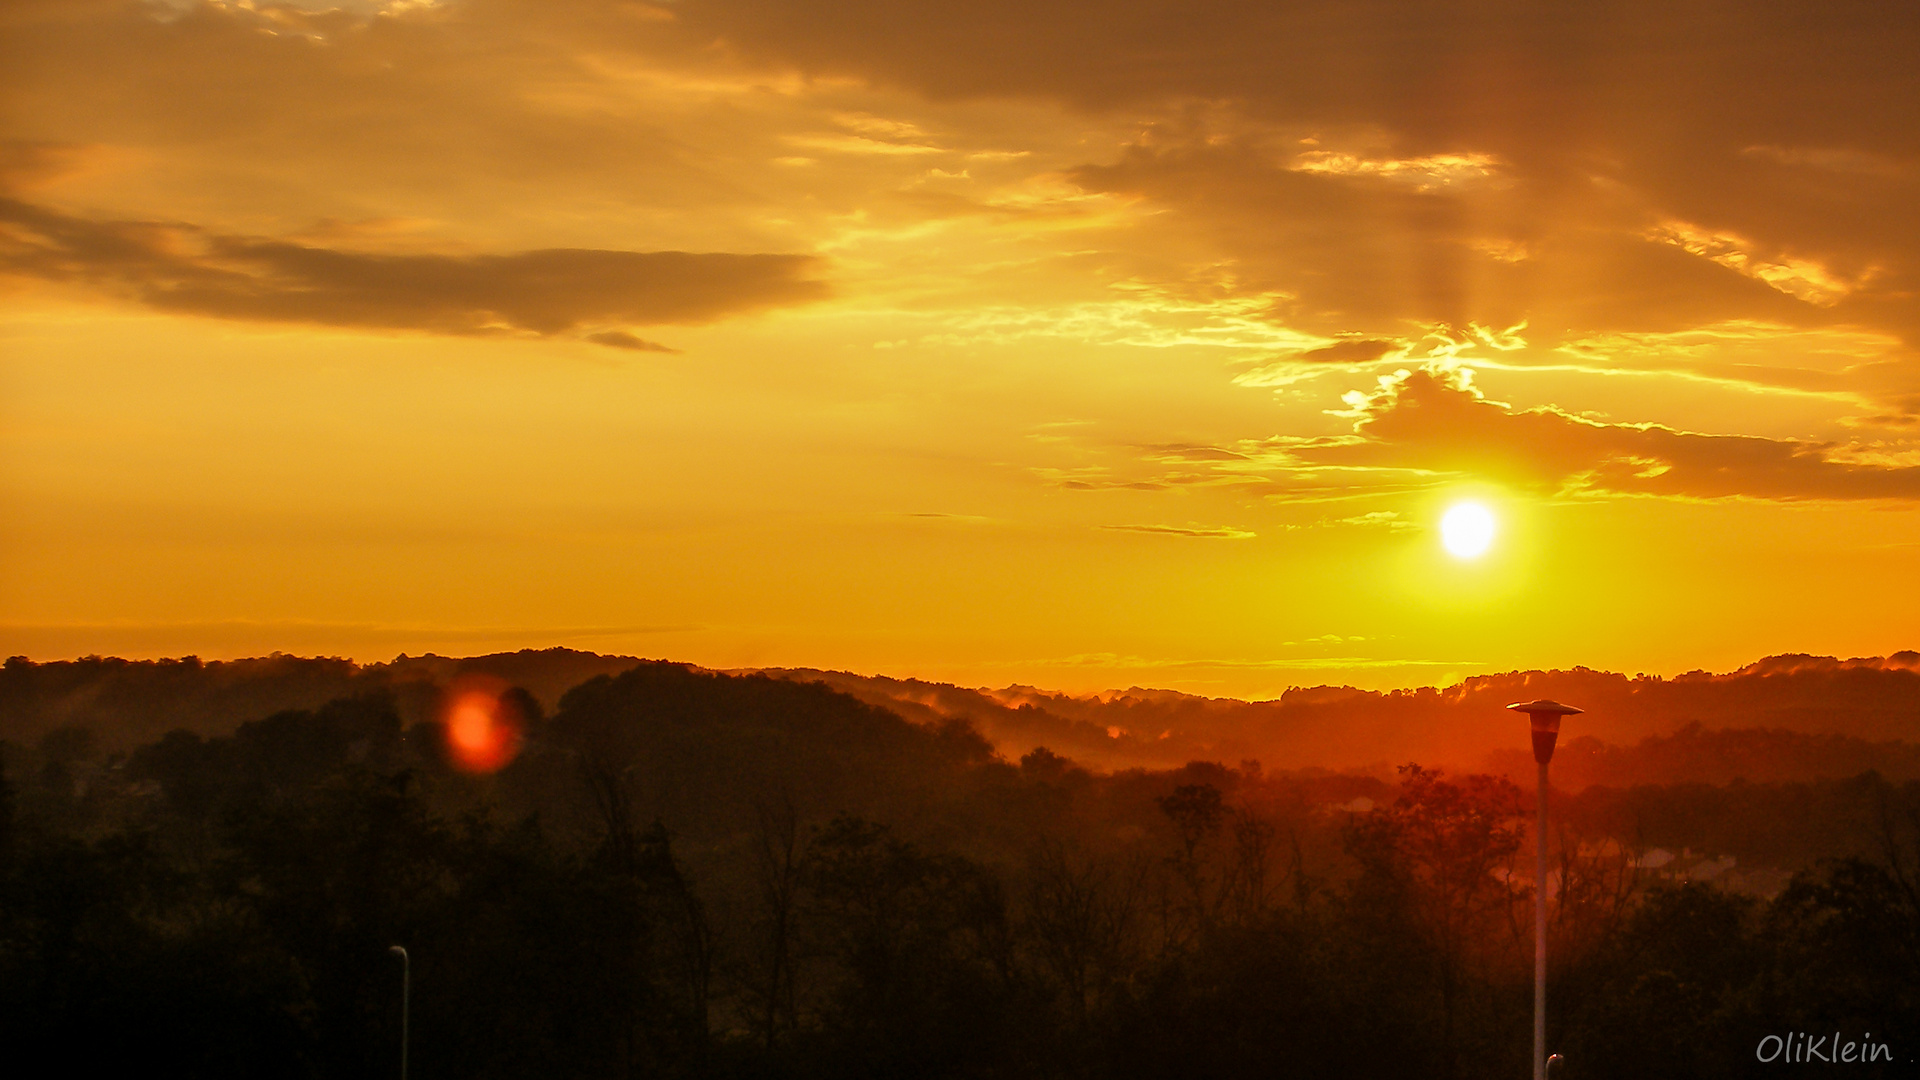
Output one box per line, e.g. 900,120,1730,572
1507,699,1583,764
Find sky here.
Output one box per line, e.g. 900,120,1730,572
2,0,1918,697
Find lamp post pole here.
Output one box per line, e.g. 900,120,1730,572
390,945,410,1080
1508,700,1582,1080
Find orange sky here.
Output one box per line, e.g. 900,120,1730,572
3,0,1917,697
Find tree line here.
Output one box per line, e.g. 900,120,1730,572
2,662,1915,1077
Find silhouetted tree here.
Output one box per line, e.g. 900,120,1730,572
802,815,1020,1078
747,791,803,1051
1345,765,1527,1080
1023,838,1147,1036
1158,783,1226,944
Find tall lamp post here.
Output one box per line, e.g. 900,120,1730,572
1508,699,1582,1080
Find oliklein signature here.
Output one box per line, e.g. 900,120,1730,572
1757,1032,1895,1064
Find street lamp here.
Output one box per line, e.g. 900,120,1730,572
390,945,410,1080
1507,699,1582,1080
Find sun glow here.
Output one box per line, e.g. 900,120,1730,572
1440,502,1497,559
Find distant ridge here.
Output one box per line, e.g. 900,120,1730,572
3,649,1917,786
750,654,1920,779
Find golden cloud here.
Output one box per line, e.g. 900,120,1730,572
1292,367,1920,501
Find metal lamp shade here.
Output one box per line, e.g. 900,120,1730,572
1507,699,1584,764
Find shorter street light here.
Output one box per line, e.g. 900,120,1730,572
1508,699,1583,1080
390,945,410,1080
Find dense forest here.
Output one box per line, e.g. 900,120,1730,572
2,658,1917,1077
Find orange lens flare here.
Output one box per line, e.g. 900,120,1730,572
438,676,523,773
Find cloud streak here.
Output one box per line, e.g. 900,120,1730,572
1100,523,1256,539
0,196,826,339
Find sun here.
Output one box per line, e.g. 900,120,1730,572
1440,501,1497,559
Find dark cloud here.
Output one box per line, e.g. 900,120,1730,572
1100,523,1255,539
0,3,757,228
584,330,680,352
13,3,1914,345
1299,338,1400,363
676,0,1919,160
0,197,826,337
1067,140,1828,339
0,139,88,192
1062,480,1168,491
1140,443,1250,462
1291,368,1920,501
676,0,1920,355
4,3,1915,394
